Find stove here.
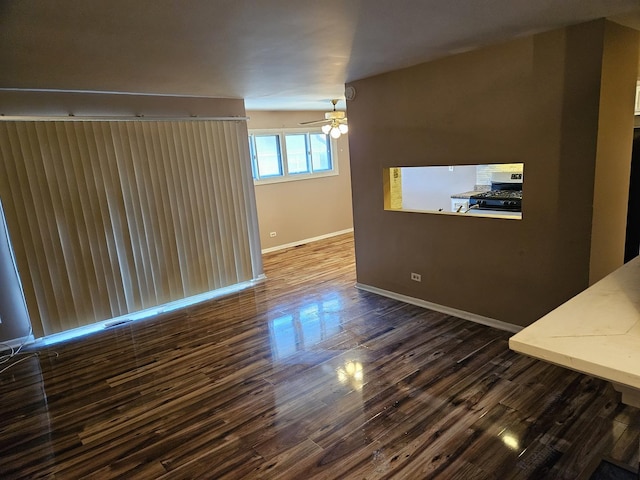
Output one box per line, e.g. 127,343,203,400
469,172,523,211
469,189,522,211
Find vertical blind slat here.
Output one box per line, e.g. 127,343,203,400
157,122,184,297
38,123,79,329
14,123,60,332
197,123,220,289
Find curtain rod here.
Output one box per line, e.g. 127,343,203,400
0,115,250,122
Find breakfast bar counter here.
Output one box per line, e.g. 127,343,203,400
509,256,640,408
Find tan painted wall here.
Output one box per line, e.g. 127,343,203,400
589,22,640,283
0,90,246,118
347,20,639,327
247,111,353,250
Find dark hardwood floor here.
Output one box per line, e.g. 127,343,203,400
1,233,639,479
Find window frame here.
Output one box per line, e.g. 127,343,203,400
248,127,339,185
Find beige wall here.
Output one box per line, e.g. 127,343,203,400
590,22,640,283
247,111,353,250
347,20,639,328
0,90,246,118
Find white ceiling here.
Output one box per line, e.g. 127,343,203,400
1,0,640,111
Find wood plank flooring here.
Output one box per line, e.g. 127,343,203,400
1,232,639,479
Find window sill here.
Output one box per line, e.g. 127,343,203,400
253,170,339,186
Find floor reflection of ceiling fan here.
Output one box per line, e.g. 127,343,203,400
299,99,348,138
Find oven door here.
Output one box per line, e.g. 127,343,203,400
469,193,521,212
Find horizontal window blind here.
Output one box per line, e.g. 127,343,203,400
0,120,262,337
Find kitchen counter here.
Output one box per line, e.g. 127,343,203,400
450,188,489,199
509,257,640,407
465,209,521,219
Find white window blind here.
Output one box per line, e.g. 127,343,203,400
0,120,262,337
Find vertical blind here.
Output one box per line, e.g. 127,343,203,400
0,120,262,337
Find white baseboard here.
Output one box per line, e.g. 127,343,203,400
355,283,522,333
261,228,354,254
0,334,35,352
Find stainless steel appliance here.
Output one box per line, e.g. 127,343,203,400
469,172,522,211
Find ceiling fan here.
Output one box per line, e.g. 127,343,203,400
299,99,348,139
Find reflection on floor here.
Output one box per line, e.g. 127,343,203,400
269,295,342,361
0,233,639,479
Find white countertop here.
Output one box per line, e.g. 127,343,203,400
509,256,640,407
465,208,522,219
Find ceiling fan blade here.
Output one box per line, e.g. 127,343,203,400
298,119,329,125
300,100,348,126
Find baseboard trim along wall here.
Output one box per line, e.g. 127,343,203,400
355,283,523,334
261,228,354,254
0,334,35,352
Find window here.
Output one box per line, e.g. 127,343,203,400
248,128,336,182
285,134,309,174
252,134,282,178
384,163,524,220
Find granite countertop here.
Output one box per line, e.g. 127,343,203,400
451,187,490,199
509,256,640,407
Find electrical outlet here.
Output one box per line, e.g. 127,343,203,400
410,272,421,282
269,231,277,238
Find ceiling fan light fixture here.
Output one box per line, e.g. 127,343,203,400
300,100,347,138
325,111,346,121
